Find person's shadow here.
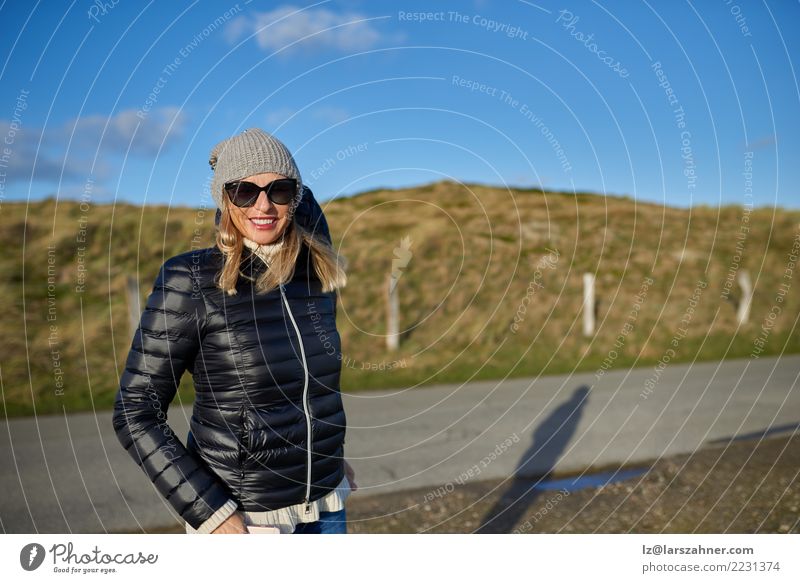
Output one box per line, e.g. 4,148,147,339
475,385,590,533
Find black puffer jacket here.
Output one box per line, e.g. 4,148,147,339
112,186,345,530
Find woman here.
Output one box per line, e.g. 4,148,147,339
112,128,356,534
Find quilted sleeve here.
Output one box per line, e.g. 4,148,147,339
112,254,234,531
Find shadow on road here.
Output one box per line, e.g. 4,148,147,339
475,385,590,533
707,421,800,445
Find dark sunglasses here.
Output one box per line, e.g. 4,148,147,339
224,178,297,207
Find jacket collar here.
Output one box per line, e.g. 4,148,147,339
237,239,311,282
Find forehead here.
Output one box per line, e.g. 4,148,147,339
239,172,288,183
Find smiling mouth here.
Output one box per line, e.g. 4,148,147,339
250,217,278,225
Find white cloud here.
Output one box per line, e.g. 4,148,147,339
66,106,187,156
0,106,187,185
266,105,351,129
224,5,390,54
266,107,298,128
312,105,350,124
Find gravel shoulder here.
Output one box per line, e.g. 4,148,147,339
345,432,800,534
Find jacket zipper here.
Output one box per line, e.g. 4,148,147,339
279,283,313,514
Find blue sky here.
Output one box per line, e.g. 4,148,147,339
0,0,797,209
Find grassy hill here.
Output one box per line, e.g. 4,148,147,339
2,180,798,417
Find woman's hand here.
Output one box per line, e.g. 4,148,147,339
344,459,358,492
211,511,249,534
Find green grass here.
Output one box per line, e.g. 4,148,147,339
2,180,798,417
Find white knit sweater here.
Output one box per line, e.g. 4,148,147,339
187,235,351,534
186,476,351,534
241,234,285,264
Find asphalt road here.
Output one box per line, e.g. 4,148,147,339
1,354,797,533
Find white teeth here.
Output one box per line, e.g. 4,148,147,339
251,218,276,225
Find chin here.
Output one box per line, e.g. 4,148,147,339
249,234,280,245
245,223,287,245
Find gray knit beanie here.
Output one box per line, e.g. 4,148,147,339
209,128,303,216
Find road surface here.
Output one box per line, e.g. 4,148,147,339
1,354,797,533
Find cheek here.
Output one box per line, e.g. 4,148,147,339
231,211,250,231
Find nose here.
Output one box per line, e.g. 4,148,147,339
252,190,275,212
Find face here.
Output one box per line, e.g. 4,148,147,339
226,172,293,245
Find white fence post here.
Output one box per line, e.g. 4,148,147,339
126,275,142,337
583,273,595,337
386,273,399,351
737,270,753,325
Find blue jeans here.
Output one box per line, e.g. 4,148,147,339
292,508,348,534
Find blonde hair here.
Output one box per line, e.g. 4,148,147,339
214,199,347,296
